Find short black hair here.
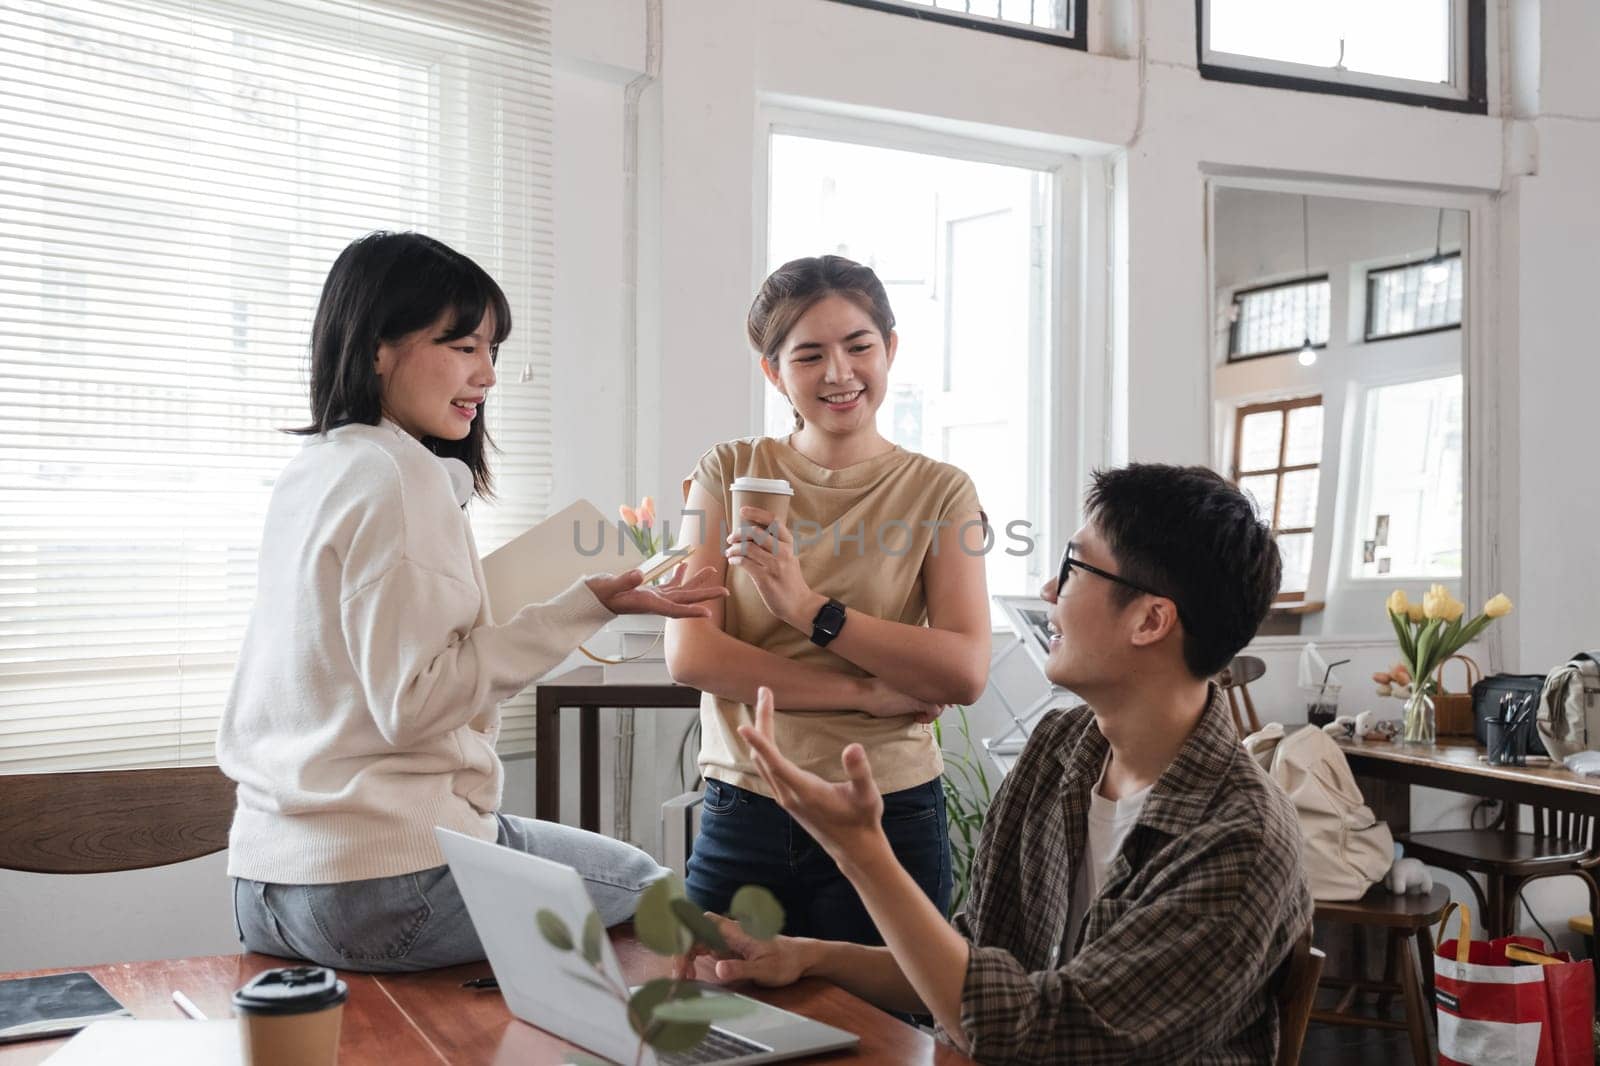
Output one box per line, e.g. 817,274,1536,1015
1085,464,1281,679
291,231,511,498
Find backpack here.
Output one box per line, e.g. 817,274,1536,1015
1244,724,1393,901
1537,652,1600,761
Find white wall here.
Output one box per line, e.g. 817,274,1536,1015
13,0,1600,967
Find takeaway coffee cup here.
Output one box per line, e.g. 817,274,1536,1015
730,476,794,532
233,966,348,1066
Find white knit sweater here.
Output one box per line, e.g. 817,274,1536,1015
217,419,612,884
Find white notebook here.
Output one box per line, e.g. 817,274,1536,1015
45,1020,241,1065
480,499,649,624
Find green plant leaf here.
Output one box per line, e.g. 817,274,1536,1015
1388,610,1415,665
670,898,729,954
634,876,694,956
581,910,604,966
651,995,754,1025
537,909,574,952
627,977,687,1036
729,885,785,941
644,1020,714,1052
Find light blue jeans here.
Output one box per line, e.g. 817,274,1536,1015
232,813,666,972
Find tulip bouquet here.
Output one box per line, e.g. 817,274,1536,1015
1386,585,1513,743
619,495,664,572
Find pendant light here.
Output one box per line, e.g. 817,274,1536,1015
1296,195,1317,367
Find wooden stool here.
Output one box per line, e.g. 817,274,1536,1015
1570,912,1594,958
1312,884,1451,1066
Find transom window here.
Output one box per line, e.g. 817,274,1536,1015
1366,254,1463,341
1198,0,1486,113
1228,277,1330,362
825,0,1085,48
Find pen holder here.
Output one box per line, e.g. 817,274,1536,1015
1485,715,1535,766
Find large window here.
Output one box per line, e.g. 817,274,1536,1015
0,0,553,772
766,132,1055,616
827,0,1086,48
1366,254,1464,341
1198,0,1487,113
1233,397,1323,600
1228,277,1330,362
1352,375,1463,579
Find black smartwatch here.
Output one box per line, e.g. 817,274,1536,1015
809,598,847,647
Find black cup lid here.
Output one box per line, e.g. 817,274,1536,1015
232,966,348,1016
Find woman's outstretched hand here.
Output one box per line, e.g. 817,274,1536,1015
586,564,728,619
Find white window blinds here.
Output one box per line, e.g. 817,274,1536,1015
0,0,554,771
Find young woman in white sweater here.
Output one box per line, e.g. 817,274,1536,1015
217,232,725,972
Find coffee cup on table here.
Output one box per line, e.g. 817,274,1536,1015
232,965,347,1066
729,476,794,534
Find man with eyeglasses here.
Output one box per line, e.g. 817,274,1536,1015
675,464,1312,1063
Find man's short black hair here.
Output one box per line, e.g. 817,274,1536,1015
1085,464,1281,679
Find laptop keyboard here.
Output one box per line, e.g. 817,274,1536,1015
657,1026,772,1064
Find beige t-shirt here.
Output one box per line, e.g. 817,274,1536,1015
685,435,984,797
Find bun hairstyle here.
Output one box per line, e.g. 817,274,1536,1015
746,255,895,431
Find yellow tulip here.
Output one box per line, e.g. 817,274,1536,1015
1422,586,1448,620
1484,593,1514,619
1406,602,1426,623
1443,596,1465,623
1386,589,1409,617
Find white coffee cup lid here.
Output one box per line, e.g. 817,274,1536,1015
730,476,794,496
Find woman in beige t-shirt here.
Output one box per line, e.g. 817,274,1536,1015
666,255,992,945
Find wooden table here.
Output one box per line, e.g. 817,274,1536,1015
0,931,972,1065
534,668,702,832
1336,736,1600,832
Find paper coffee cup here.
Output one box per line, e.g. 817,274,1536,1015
730,476,794,530
233,966,347,1066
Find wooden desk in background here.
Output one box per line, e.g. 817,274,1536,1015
0,929,974,1065
533,667,702,832
1337,736,1600,832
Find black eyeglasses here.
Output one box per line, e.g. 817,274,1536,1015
1056,547,1187,625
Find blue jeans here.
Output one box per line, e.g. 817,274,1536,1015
232,813,666,972
685,777,951,944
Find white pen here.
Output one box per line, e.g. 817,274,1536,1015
171,989,207,1021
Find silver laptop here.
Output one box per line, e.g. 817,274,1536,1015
435,828,859,1066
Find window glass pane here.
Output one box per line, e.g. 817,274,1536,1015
876,0,1073,32
1238,410,1283,472
1278,469,1320,529
1353,375,1463,578
1284,404,1324,466
767,133,1050,612
1209,0,1452,85
1239,474,1279,526
1277,531,1313,595
1232,278,1330,359
1368,255,1463,338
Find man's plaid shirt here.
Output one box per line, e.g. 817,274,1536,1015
944,687,1313,1063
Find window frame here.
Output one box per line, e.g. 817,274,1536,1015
757,108,1082,606
1226,274,1331,363
824,0,1088,50
1194,0,1488,115
1233,395,1324,604
1363,252,1464,343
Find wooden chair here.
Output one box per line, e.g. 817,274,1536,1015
1274,931,1325,1066
1311,883,1450,1066
1398,805,1600,940
1216,654,1266,736
0,766,234,873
